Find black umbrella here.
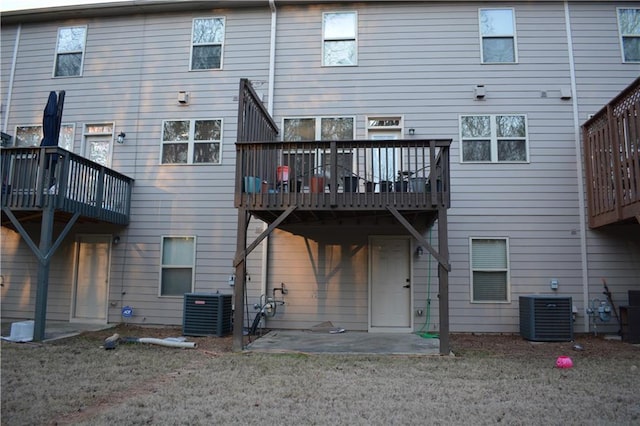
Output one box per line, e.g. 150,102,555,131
41,91,58,147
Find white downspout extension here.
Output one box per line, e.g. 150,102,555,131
261,0,277,317
564,1,590,333
3,24,21,133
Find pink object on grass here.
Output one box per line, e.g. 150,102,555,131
555,356,573,368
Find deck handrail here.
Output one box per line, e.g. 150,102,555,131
235,138,451,211
582,77,640,228
1,146,134,225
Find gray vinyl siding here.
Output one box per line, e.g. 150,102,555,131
1,2,639,334
570,2,640,333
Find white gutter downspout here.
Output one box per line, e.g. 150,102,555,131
3,24,21,133
261,0,277,313
564,1,590,333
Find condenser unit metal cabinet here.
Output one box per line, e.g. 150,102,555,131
183,293,233,337
519,295,573,342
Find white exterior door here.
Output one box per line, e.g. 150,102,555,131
369,236,412,332
72,235,111,323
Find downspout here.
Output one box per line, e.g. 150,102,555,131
261,0,277,313
3,24,21,133
564,1,590,333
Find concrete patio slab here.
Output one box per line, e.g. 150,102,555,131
246,330,441,355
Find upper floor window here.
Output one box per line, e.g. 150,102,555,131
460,115,528,163
14,124,74,150
191,17,225,70
470,238,510,303
54,26,87,77
479,9,517,63
283,117,355,184
618,8,640,62
161,119,222,164
323,12,357,66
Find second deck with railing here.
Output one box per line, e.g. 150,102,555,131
235,138,450,223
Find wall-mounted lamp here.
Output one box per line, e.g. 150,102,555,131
416,246,424,257
408,128,415,136
116,132,126,144
113,236,120,245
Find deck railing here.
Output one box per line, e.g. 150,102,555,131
1,147,134,225
235,138,451,211
582,77,640,228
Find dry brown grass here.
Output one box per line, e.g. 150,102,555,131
1,325,639,426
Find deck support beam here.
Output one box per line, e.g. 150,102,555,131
233,206,297,351
387,205,450,355
3,204,80,341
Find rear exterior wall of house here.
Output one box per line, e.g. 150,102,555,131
1,1,638,334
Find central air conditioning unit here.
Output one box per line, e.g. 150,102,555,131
519,295,573,342
183,293,233,337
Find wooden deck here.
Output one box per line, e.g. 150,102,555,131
1,146,133,227
235,138,451,226
582,77,640,228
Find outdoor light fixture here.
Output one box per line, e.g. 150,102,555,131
113,236,120,245
116,132,126,144
408,128,415,136
416,246,424,257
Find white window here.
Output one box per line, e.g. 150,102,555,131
161,119,222,164
460,115,528,163
14,124,75,150
618,8,640,63
282,117,355,183
54,26,87,77
84,123,114,167
479,9,517,63
470,238,510,303
160,236,196,297
191,17,225,70
323,11,357,66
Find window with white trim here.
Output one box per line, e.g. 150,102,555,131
84,123,114,167
191,17,225,70
161,119,222,164
460,115,528,163
14,124,75,150
323,11,357,66
160,236,196,297
479,9,517,63
283,117,355,184
618,8,640,62
54,26,87,77
470,238,510,303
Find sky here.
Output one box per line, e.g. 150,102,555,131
1,0,124,12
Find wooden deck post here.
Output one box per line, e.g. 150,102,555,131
232,208,248,352
33,201,55,341
437,206,450,355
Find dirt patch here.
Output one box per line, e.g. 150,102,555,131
450,332,638,358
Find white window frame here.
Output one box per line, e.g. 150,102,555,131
322,11,358,67
190,17,225,71
53,25,87,78
159,236,196,297
459,114,529,163
469,237,510,303
160,119,223,165
14,123,75,149
617,8,640,63
83,123,114,167
282,116,356,183
479,8,517,64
